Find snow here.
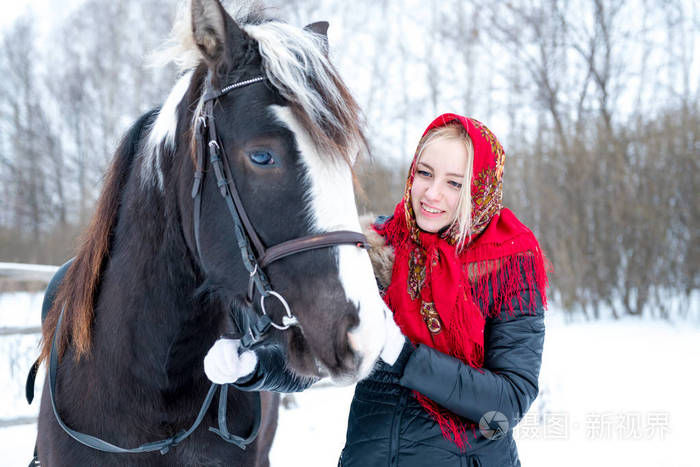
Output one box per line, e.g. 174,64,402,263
1,292,698,466
515,309,699,467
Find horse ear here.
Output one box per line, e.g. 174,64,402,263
304,21,329,52
305,21,329,37
191,0,244,68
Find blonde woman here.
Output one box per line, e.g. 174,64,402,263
339,113,548,466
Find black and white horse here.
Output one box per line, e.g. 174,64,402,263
36,1,389,465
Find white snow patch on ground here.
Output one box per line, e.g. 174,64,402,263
1,292,698,466
0,292,45,425
516,309,699,467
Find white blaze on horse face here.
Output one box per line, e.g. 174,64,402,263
141,70,193,191
271,105,387,381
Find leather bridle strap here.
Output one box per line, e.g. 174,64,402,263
259,230,368,268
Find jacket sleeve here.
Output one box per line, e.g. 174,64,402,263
399,286,545,428
232,344,319,393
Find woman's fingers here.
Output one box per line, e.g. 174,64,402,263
380,311,405,365
204,338,243,384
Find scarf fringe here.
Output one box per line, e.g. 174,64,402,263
415,392,474,451
467,240,549,320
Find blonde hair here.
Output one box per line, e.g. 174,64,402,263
415,122,474,250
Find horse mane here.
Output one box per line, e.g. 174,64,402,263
152,1,368,168
39,109,159,364
243,21,368,165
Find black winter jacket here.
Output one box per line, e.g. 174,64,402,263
339,286,545,467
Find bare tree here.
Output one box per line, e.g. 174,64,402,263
0,14,59,260
0,0,696,319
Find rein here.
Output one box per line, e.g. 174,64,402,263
34,74,369,458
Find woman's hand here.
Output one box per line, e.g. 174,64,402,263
204,338,258,384
380,310,406,365
380,310,414,376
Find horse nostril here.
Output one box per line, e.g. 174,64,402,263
347,330,360,353
334,312,359,371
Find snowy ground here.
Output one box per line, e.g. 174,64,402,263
1,291,698,466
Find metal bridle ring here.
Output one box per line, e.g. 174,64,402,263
260,291,298,330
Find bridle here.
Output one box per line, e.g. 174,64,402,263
30,74,370,460
192,73,368,345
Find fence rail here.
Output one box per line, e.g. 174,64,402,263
0,326,42,336
0,417,37,428
0,262,58,283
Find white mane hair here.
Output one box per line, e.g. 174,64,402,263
139,70,193,191
242,21,366,162
141,0,367,190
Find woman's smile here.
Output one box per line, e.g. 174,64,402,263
419,202,444,216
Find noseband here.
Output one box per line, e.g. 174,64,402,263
191,73,368,343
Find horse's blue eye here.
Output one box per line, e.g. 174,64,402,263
249,151,274,165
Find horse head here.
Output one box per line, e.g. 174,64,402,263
144,0,390,383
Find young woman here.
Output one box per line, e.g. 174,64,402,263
337,113,548,467
204,113,548,467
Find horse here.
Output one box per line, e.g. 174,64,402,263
34,1,391,465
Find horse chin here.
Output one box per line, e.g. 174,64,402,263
327,371,361,387
313,359,364,386
285,328,325,378
285,327,374,384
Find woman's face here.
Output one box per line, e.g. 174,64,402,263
410,137,467,233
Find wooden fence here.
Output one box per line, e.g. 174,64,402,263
0,263,55,427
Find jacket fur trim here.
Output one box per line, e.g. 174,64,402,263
359,214,394,289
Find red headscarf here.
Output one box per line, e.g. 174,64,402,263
375,113,548,449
